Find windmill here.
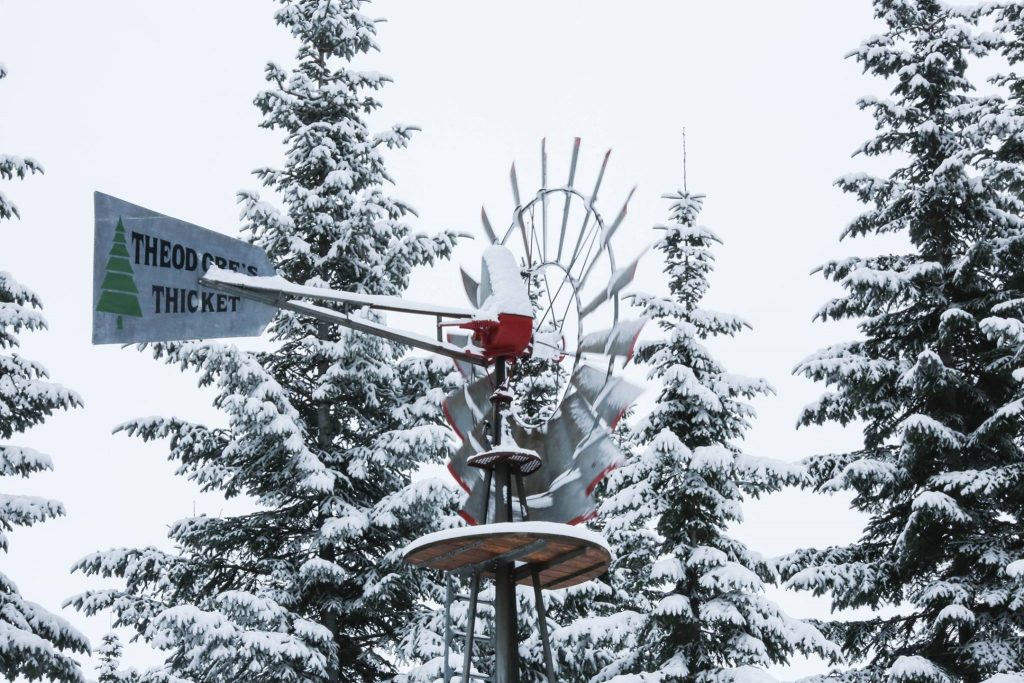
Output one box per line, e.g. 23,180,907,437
91,139,647,683
401,139,647,683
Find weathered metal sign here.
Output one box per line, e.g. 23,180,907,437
92,192,277,344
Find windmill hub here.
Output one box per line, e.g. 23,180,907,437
455,244,535,359
511,260,582,429
527,261,579,364
457,313,534,359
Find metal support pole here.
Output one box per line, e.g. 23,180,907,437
443,574,453,683
491,357,518,683
493,557,517,683
460,572,482,683
515,473,530,522
481,468,493,524
531,569,556,683
495,461,511,524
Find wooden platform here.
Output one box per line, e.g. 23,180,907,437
403,521,610,590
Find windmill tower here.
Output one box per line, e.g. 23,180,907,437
403,140,646,683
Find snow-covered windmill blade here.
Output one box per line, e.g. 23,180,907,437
460,267,479,307
448,424,490,496
443,373,493,442
506,397,587,498
521,426,624,525
460,474,491,525
572,429,624,497
580,317,648,362
579,247,648,319
493,388,632,526
525,470,599,527
572,363,644,429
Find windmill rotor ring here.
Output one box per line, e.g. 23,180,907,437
497,185,622,431
445,139,647,526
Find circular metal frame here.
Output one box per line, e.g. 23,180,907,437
496,186,620,431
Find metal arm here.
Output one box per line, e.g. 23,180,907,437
200,275,489,367
201,268,477,319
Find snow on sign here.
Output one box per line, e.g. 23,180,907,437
92,192,277,344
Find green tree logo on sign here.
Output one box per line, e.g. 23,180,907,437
96,217,142,329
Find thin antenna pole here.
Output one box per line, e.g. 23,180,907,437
682,127,688,193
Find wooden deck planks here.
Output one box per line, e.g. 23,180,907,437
406,528,610,589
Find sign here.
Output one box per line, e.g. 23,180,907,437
92,192,277,344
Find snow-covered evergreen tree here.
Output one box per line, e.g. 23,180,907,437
558,191,839,682
96,633,140,683
68,3,458,682
778,2,1024,681
0,61,89,683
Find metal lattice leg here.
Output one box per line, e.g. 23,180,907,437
443,573,454,683
531,569,556,683
460,572,482,683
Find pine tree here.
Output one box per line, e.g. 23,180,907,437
777,2,1024,682
68,3,457,682
557,191,839,682
96,633,140,683
95,218,143,330
970,14,1024,682
0,61,89,683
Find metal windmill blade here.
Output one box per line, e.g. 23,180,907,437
448,422,491,496
510,393,594,495
580,317,649,362
516,427,625,524
445,331,482,379
519,397,626,523
459,388,628,525
571,363,644,429
445,139,649,529
443,372,492,442
579,248,648,319
460,267,479,308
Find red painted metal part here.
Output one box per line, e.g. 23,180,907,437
567,510,598,526
441,401,463,441
447,461,472,494
586,463,619,496
458,313,534,359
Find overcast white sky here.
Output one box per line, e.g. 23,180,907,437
1,1,901,679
